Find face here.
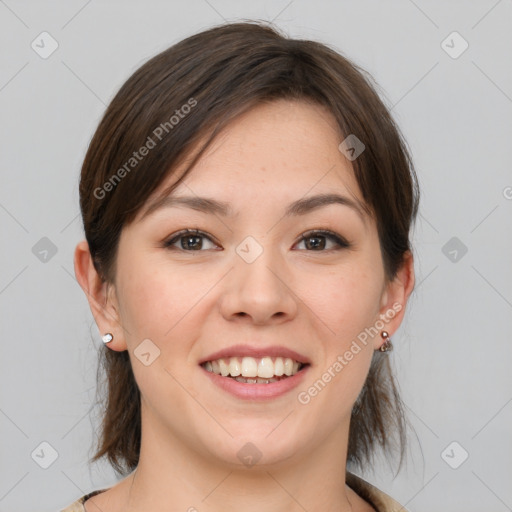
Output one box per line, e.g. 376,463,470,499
96,99,408,469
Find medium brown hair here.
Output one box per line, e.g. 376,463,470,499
79,21,419,476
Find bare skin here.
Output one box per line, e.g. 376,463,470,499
75,98,414,512
83,471,377,512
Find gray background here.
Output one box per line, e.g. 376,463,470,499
1,1,511,511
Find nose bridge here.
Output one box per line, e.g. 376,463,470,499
235,234,286,294
221,234,296,323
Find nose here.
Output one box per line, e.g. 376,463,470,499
219,242,298,326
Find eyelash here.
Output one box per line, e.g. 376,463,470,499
162,228,351,252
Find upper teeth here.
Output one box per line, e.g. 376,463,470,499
203,356,303,378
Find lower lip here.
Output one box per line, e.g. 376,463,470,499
200,365,310,401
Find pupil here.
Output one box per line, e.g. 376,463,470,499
184,235,201,250
307,236,325,250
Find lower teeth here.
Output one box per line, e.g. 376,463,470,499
232,376,285,384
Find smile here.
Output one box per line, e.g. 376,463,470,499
201,356,306,384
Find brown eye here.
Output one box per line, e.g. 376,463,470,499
163,228,350,253
164,229,218,251
295,230,350,251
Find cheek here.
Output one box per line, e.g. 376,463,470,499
309,264,383,341
319,265,383,405
114,256,208,400
116,254,213,342
301,272,378,415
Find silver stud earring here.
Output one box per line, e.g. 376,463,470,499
102,333,113,344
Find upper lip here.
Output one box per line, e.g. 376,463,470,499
199,344,311,365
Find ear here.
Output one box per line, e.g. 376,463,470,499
374,250,415,350
73,239,128,351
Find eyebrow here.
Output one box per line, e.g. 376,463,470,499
140,193,368,225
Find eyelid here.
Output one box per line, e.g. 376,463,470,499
296,229,351,249
163,228,351,251
163,228,220,249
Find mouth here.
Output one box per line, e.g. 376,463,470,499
201,356,309,384
199,345,311,400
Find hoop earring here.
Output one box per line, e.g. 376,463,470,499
102,333,113,344
379,331,392,352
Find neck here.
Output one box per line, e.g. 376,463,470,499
116,412,356,512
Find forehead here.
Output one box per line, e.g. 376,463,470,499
137,99,370,223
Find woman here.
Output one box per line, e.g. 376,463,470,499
65,20,418,512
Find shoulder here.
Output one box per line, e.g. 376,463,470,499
60,488,110,512
346,472,409,512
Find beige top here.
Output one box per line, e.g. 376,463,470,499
60,472,408,512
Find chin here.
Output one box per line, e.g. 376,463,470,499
197,423,305,470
